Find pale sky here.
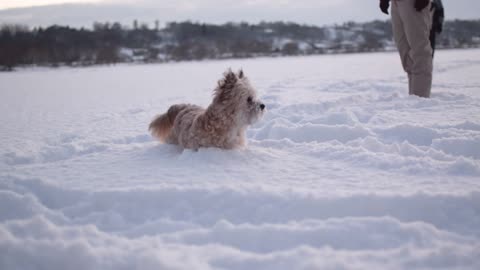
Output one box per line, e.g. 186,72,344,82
0,0,479,28
0,0,102,10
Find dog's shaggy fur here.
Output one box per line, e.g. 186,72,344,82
149,70,265,149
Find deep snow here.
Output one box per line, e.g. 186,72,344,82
1,49,480,269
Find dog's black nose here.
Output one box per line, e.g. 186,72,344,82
260,104,265,110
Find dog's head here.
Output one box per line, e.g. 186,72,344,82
213,69,265,126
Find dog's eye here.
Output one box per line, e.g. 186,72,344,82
247,97,253,103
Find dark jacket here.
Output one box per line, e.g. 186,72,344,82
432,0,445,34
430,0,444,56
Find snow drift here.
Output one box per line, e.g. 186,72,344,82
1,49,480,269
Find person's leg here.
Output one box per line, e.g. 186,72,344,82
391,0,414,94
397,0,433,98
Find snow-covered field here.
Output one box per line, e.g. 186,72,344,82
1,49,480,269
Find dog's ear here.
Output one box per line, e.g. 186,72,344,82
214,69,238,102
218,69,238,90
238,69,244,79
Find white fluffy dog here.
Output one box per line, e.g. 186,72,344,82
149,69,265,149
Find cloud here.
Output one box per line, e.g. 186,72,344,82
0,0,479,28
0,0,383,28
0,0,101,10
1,0,479,28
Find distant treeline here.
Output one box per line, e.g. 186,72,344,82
1,20,480,70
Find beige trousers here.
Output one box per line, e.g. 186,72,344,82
391,0,433,98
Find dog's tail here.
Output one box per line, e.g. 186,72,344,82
149,104,187,142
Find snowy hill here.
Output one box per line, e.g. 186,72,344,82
1,49,480,269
